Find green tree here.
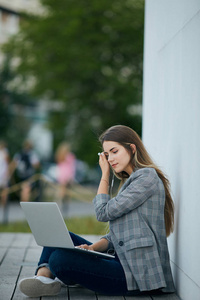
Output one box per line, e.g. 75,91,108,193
3,0,144,165
0,56,32,156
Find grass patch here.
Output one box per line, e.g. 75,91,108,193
66,216,108,235
0,216,108,235
0,221,31,233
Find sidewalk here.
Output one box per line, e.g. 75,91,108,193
0,233,180,300
0,200,95,224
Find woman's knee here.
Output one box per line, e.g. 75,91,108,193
49,249,81,284
48,249,73,276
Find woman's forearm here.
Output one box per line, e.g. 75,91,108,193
91,238,109,252
78,238,109,252
97,177,109,195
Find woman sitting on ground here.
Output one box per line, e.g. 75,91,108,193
19,125,175,297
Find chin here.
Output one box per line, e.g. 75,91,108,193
115,168,123,174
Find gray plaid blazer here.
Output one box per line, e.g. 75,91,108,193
93,168,175,292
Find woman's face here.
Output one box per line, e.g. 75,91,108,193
103,141,134,175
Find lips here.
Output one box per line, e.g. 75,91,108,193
112,163,118,168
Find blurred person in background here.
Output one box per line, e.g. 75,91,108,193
55,142,76,208
10,140,40,202
0,140,10,222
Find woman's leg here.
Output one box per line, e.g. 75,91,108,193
19,232,136,296
19,232,93,297
48,248,129,296
19,246,61,298
35,232,93,277
35,247,57,278
36,232,128,294
37,232,129,295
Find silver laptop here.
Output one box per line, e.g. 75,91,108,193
20,202,115,260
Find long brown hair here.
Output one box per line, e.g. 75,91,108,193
99,125,174,237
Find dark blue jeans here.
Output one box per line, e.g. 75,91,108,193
36,232,140,296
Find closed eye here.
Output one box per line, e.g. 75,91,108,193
105,154,109,160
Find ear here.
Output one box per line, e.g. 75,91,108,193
130,144,136,154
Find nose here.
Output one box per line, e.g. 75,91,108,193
108,153,114,163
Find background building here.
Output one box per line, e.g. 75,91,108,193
143,1,200,299
0,0,41,62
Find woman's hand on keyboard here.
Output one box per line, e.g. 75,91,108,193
76,244,94,251
76,238,109,253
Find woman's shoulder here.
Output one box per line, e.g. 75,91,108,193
124,168,159,188
131,167,157,177
129,167,159,185
119,168,160,194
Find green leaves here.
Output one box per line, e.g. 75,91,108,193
2,0,144,165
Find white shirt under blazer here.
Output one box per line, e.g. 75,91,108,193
93,167,175,292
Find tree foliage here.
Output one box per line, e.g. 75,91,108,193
3,0,144,165
0,56,33,156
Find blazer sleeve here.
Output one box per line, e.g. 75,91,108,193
100,232,115,252
93,168,159,222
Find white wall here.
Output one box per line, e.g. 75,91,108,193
142,1,200,299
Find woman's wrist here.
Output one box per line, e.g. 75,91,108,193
97,175,110,194
101,178,109,185
101,172,110,182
